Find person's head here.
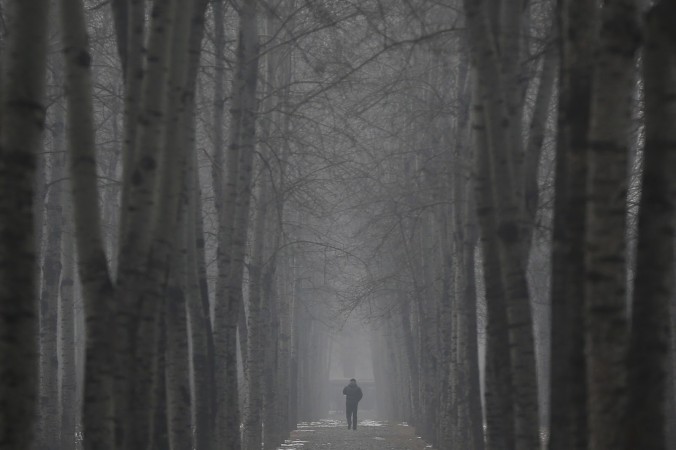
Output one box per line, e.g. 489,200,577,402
349,378,356,385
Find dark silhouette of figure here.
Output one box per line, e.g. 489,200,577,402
342,378,363,430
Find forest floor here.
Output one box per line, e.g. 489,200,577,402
279,414,434,450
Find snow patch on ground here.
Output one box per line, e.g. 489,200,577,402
278,439,309,449
298,419,342,428
359,420,385,427
297,418,387,429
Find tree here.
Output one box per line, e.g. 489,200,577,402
0,1,51,448
464,0,541,447
213,0,261,448
549,1,597,448
583,1,639,447
60,0,116,446
626,2,676,448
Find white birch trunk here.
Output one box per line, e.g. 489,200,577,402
584,1,639,448
625,3,676,448
160,2,197,449
0,2,50,448
120,0,179,446
213,1,260,448
186,144,214,450
38,145,64,450
211,0,226,220
59,178,77,449
179,2,213,449
112,2,145,439
464,2,540,447
523,21,557,243
470,68,515,450
242,172,270,450
165,253,192,450
59,0,116,448
548,2,597,449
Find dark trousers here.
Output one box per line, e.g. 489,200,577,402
346,402,358,429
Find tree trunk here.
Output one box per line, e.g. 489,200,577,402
288,271,300,428
625,3,676,448
186,146,215,450
398,298,420,425
38,115,65,450
0,2,50,448
149,310,169,450
548,2,597,449
165,276,192,450
470,68,515,450
120,0,181,446
464,2,540,447
211,0,226,220
161,5,198,446
456,163,484,450
584,1,639,448
59,0,116,447
60,180,77,450
112,1,145,441
275,252,294,439
180,2,213,447
523,18,558,245
187,152,214,450
262,279,280,450
213,1,260,448
242,170,271,450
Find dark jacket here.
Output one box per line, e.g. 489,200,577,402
343,383,363,404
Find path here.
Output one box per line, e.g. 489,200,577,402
279,419,434,450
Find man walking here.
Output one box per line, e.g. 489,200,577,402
342,378,363,430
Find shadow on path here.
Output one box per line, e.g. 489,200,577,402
279,419,434,450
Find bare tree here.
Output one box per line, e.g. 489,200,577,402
60,0,116,446
213,1,261,448
549,1,597,448
626,2,676,448
464,0,540,447
583,1,640,447
0,1,50,448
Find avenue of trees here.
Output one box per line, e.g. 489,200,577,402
0,0,674,449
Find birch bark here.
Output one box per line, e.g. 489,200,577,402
186,139,214,450
213,1,260,448
275,260,292,437
112,1,145,438
160,2,197,449
464,2,540,447
59,179,77,449
470,69,515,450
584,1,639,447
59,0,116,447
0,2,50,448
626,3,676,448
180,2,213,448
523,21,557,244
165,261,192,450
548,2,597,449
38,114,64,450
242,169,270,450
120,1,179,446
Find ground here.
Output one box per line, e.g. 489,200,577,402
279,417,434,450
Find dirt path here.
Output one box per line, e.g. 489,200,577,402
279,419,434,450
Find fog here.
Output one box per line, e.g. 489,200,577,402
0,1,673,449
